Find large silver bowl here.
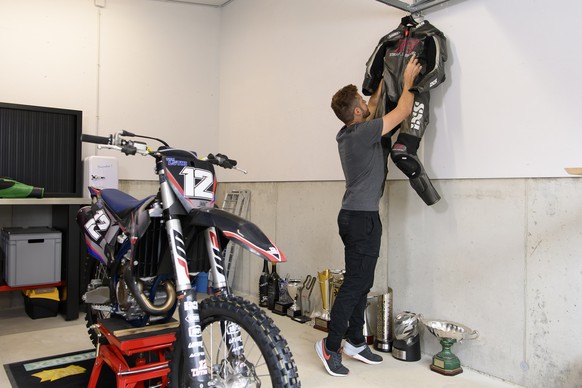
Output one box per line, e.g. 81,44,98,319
422,318,479,343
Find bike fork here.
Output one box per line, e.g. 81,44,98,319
205,227,245,357
178,288,210,386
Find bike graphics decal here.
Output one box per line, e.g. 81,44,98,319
173,229,190,279
182,296,209,379
223,231,286,263
84,209,111,243
180,167,214,200
209,229,225,276
84,237,107,264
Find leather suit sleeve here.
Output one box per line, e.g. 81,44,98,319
410,28,447,94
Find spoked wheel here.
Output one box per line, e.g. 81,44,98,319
170,295,300,387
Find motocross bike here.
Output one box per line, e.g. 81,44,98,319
77,131,300,387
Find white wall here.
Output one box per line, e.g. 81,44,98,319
0,0,97,135
217,0,582,182
0,0,221,181
96,0,221,179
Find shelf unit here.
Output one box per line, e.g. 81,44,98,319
0,197,90,320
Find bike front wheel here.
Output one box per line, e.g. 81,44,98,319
170,295,300,387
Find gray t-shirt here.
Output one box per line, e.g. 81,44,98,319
336,119,384,211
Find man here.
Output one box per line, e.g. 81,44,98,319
315,53,422,377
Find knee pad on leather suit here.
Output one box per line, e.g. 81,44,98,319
391,134,440,206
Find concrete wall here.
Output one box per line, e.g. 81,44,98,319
206,178,581,387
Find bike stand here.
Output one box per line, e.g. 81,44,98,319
88,317,179,388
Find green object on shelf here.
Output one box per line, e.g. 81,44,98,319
0,177,44,198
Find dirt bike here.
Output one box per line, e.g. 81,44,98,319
77,131,300,387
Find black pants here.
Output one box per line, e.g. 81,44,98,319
326,209,382,352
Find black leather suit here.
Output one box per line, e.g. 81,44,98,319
362,16,447,205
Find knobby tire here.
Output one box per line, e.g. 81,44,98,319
170,295,300,387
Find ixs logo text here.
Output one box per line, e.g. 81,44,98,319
410,101,425,133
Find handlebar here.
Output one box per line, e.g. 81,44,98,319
80,134,111,145
80,131,247,173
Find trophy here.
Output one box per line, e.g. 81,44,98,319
286,279,303,318
330,269,344,307
422,318,479,376
392,311,421,361
374,291,393,352
363,298,374,345
294,275,315,323
273,277,294,316
314,270,333,331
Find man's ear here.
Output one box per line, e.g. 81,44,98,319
353,107,362,117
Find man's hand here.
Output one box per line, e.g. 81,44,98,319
403,53,422,90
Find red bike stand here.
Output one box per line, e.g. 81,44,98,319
88,317,178,388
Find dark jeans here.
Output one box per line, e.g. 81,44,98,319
326,209,382,352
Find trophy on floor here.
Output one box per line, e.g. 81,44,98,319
330,269,345,307
294,275,315,323
273,277,294,316
314,269,333,331
392,311,422,361
363,297,374,345
422,318,479,376
375,290,393,352
286,279,303,319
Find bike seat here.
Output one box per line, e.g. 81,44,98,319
101,189,155,218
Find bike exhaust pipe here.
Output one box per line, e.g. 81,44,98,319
123,265,177,315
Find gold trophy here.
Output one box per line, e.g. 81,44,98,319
314,270,332,332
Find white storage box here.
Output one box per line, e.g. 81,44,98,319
0,227,62,287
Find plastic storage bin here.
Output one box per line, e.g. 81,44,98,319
0,227,62,287
22,287,60,319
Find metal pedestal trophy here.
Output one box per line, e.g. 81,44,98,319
422,318,479,376
374,289,393,352
294,275,315,323
392,311,422,361
273,277,294,316
285,279,303,319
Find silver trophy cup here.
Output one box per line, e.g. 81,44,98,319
421,318,479,376
286,279,303,318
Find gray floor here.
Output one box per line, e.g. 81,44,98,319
0,299,520,388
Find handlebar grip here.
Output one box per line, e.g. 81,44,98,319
80,134,111,145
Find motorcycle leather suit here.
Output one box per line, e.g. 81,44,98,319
362,16,447,205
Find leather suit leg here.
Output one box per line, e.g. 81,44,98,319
391,92,441,206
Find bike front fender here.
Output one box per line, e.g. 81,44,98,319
188,208,286,263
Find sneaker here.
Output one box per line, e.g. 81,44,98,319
314,339,350,377
343,339,383,365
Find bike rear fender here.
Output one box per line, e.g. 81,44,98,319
188,208,286,263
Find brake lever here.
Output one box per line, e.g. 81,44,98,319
207,153,248,174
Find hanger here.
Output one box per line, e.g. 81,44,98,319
412,11,425,24
401,14,417,26
401,11,424,27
